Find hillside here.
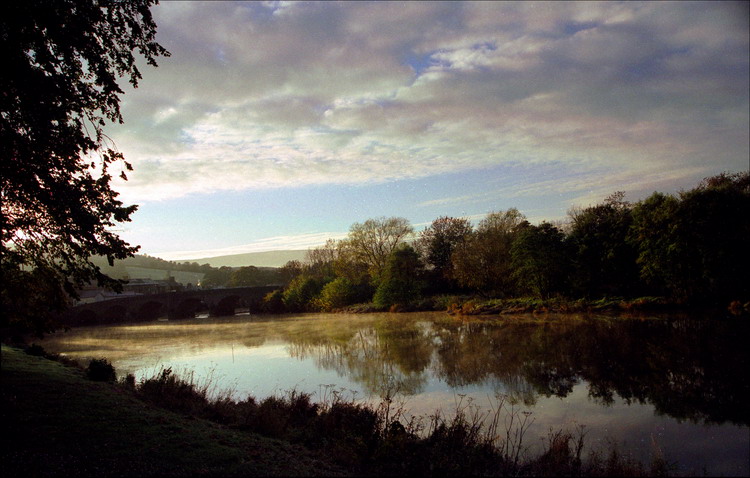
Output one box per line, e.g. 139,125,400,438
186,250,307,268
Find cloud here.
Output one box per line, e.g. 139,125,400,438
107,1,748,203
153,231,350,261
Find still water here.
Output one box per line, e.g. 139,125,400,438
39,312,749,476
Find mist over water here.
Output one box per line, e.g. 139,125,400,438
40,312,749,476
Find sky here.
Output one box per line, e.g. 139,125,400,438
103,1,750,261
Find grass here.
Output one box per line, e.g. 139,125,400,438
1,344,346,477
2,344,672,477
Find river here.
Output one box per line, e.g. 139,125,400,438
38,311,749,476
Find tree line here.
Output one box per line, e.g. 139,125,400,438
263,172,749,313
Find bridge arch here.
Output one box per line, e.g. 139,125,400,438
73,308,99,326
101,304,127,323
211,295,242,317
135,301,164,322
171,297,207,320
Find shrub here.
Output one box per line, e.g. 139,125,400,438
121,373,136,390
262,289,285,313
315,277,353,311
86,358,116,382
24,343,47,357
282,275,324,312
315,277,372,311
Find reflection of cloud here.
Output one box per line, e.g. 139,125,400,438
108,1,747,203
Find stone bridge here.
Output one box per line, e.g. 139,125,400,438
59,286,280,327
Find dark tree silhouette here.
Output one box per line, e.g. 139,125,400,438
1,0,169,334
417,216,472,291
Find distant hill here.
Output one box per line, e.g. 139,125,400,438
89,250,307,278
188,250,307,268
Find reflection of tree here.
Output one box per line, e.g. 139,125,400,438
283,313,749,426
429,316,749,426
47,312,749,426
288,319,431,396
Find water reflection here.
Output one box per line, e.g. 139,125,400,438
276,313,749,427
39,312,749,475
42,312,749,426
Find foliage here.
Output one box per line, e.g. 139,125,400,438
86,358,116,382
24,343,48,357
331,241,371,285
1,261,75,335
279,260,304,286
345,216,414,281
629,172,750,303
282,275,325,312
227,265,281,287
452,208,526,296
511,222,570,298
262,289,286,313
567,192,640,297
373,244,424,308
1,0,169,334
199,266,234,288
627,192,681,296
417,216,473,291
315,277,371,311
304,239,339,281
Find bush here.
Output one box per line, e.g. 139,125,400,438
86,358,116,382
315,277,371,311
282,275,324,312
262,289,285,313
24,343,47,357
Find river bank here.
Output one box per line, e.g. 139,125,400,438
1,344,345,477
338,294,750,318
3,343,675,477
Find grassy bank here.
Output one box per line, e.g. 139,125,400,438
1,345,345,477
2,344,672,477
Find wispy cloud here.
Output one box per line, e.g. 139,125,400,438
107,1,747,206
153,231,349,261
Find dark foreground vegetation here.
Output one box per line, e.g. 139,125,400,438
2,344,674,477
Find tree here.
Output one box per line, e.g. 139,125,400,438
315,277,370,311
627,192,681,297
304,239,338,281
416,216,472,291
227,266,280,287
676,172,750,303
451,208,526,296
629,172,750,303
1,0,169,334
567,192,640,297
346,217,414,281
373,245,424,309
200,266,234,289
329,240,368,284
282,275,324,312
279,260,304,286
511,222,570,298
